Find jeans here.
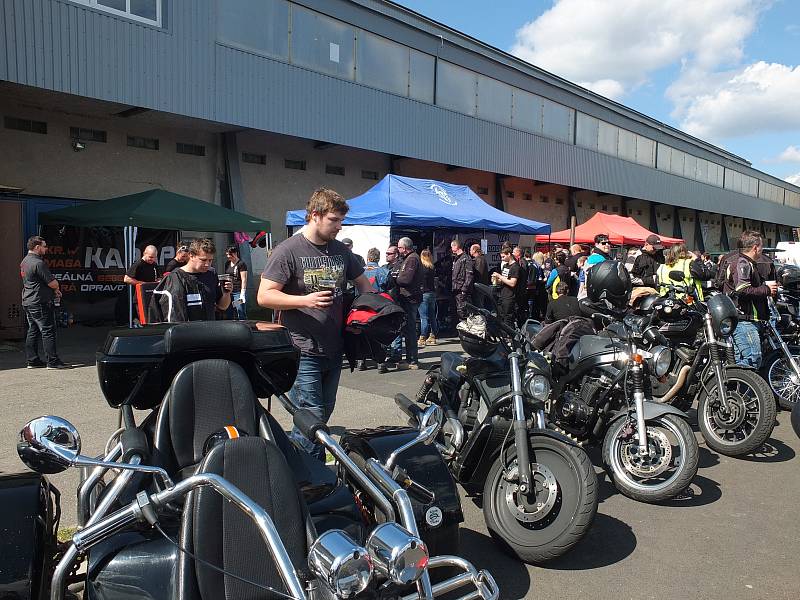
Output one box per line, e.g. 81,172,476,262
225,292,247,320
419,292,438,338
399,300,419,363
731,321,762,369
288,354,342,461
24,304,59,366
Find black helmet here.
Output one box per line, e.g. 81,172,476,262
586,260,631,308
634,294,660,313
456,315,498,358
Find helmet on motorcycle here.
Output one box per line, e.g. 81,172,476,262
586,260,631,308
634,294,660,313
456,314,498,358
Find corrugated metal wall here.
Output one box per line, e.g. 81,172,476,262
2,0,799,226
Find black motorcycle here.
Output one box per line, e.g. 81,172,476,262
412,284,598,565
544,300,700,504
760,290,800,410
2,321,498,600
638,274,776,456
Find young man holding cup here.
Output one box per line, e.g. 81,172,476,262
258,188,372,461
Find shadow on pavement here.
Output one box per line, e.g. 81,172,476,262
544,512,637,571
657,474,722,508
456,528,532,599
697,446,721,469
738,437,796,463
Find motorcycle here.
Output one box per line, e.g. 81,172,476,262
760,288,800,410
413,284,598,565
2,320,498,600
637,273,776,456
544,299,699,504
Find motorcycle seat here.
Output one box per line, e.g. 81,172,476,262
570,334,622,365
524,319,543,346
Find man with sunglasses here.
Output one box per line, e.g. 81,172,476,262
164,241,190,273
586,234,612,268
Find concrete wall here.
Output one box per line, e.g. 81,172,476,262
0,99,219,202
677,208,697,250
574,191,622,224
236,131,390,243
699,211,724,253
625,199,651,229
504,181,569,231
725,216,745,251
654,205,676,239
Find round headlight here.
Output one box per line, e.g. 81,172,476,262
650,346,673,378
308,530,372,598
366,522,429,585
524,373,551,401
719,316,735,336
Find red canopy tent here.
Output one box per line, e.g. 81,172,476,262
536,212,684,246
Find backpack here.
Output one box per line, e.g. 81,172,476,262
714,251,738,291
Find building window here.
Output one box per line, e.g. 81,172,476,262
506,191,515,199
217,0,289,59
284,159,306,171
4,116,47,134
176,143,205,156
477,186,489,195
541,196,549,203
325,165,345,176
70,126,106,142
523,193,532,201
242,152,266,165
127,135,158,150
70,0,162,27
361,170,379,180
555,198,564,205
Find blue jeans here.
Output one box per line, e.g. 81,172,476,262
225,293,247,320
418,292,438,338
24,304,59,366
732,321,762,369
288,354,342,461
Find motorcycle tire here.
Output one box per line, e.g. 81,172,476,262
482,435,597,565
697,368,776,456
761,347,800,410
602,414,698,504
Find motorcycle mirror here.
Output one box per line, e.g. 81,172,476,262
17,416,81,474
669,270,685,282
418,404,444,442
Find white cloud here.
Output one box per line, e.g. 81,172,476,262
510,0,760,101
676,62,800,139
778,145,800,163
788,173,800,186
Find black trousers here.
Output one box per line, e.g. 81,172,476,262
454,291,469,320
497,296,516,327
24,304,59,365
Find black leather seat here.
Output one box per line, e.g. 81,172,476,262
175,436,331,600
523,319,542,346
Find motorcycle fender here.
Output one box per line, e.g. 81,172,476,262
0,472,57,600
608,401,691,425
340,427,464,534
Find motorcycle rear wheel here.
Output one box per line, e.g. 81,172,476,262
698,368,776,456
603,414,698,503
763,349,800,410
483,436,597,564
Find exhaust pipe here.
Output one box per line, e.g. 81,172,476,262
654,365,692,403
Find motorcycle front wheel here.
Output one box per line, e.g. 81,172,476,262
698,368,776,456
763,348,800,410
602,414,698,503
483,435,597,564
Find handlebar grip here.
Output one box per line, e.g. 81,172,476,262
394,394,423,422
292,409,330,441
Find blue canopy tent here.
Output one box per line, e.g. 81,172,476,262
285,175,551,234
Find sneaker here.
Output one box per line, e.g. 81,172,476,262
418,336,426,348
407,362,420,370
426,335,437,346
46,361,69,370
27,360,46,369
396,361,409,371
378,362,388,374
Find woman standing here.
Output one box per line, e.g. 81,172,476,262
418,249,438,347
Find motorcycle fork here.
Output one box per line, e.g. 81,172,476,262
630,360,649,455
704,314,731,412
509,352,535,495
770,321,800,383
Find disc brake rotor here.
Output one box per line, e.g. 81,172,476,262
709,391,747,430
620,426,673,478
502,460,559,523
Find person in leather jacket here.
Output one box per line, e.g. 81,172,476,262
451,239,474,319
631,234,664,287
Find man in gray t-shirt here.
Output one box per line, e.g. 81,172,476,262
259,188,371,461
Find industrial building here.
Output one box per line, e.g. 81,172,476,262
2,0,800,333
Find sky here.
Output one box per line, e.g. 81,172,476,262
392,0,800,186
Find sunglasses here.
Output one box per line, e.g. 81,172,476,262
598,240,610,245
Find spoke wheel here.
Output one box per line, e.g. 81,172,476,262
766,354,800,410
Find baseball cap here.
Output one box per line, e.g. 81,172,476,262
594,234,610,244
645,234,663,250
341,238,353,246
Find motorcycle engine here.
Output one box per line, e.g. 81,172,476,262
558,376,605,427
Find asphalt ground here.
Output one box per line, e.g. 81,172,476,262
1,325,799,600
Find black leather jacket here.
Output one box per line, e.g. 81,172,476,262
451,252,474,293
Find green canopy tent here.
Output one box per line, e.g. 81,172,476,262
40,189,271,326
